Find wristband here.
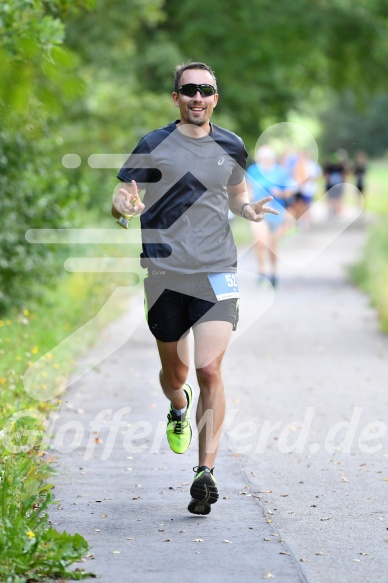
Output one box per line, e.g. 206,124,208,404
240,202,251,218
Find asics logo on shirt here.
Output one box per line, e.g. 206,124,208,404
218,157,225,165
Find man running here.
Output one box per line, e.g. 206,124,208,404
112,61,278,515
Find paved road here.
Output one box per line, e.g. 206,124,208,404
49,207,388,582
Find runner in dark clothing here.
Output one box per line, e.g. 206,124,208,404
323,152,347,217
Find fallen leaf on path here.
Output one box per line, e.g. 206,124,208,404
320,517,331,521
112,551,120,554
193,539,203,543
126,537,134,540
223,540,232,543
263,571,274,579
279,551,290,556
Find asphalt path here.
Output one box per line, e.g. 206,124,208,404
49,205,388,582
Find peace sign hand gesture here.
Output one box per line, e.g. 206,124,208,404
242,196,280,223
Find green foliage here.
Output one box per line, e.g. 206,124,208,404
351,221,388,333
56,0,173,214
0,453,92,580
63,0,164,70
0,432,92,580
0,132,84,314
0,0,92,315
137,0,388,149
318,92,388,157
0,1,89,133
350,161,388,333
0,259,132,579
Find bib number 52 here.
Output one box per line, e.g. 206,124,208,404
225,274,237,288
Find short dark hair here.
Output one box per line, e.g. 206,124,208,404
174,61,217,92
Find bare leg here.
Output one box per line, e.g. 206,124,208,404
156,336,190,410
193,320,233,468
251,221,269,275
268,229,281,277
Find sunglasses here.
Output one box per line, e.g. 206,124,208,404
177,83,217,97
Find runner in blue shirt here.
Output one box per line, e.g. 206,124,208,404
246,146,295,287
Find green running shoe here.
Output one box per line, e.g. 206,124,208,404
166,383,193,454
188,466,219,515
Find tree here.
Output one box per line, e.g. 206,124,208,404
318,92,388,157
135,0,388,149
0,0,93,313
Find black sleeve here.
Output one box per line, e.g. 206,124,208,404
117,137,161,187
228,138,248,186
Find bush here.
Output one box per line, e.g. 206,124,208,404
351,220,388,332
0,131,84,314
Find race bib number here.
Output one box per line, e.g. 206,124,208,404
208,272,240,301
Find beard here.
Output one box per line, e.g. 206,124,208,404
187,106,207,126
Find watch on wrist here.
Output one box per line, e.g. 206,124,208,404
240,202,250,218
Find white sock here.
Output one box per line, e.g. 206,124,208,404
172,405,187,416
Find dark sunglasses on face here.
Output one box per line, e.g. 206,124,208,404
177,83,217,97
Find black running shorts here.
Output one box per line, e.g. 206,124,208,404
144,272,239,342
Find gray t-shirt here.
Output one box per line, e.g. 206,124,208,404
117,121,247,274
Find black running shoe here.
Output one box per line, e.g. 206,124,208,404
188,466,219,515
